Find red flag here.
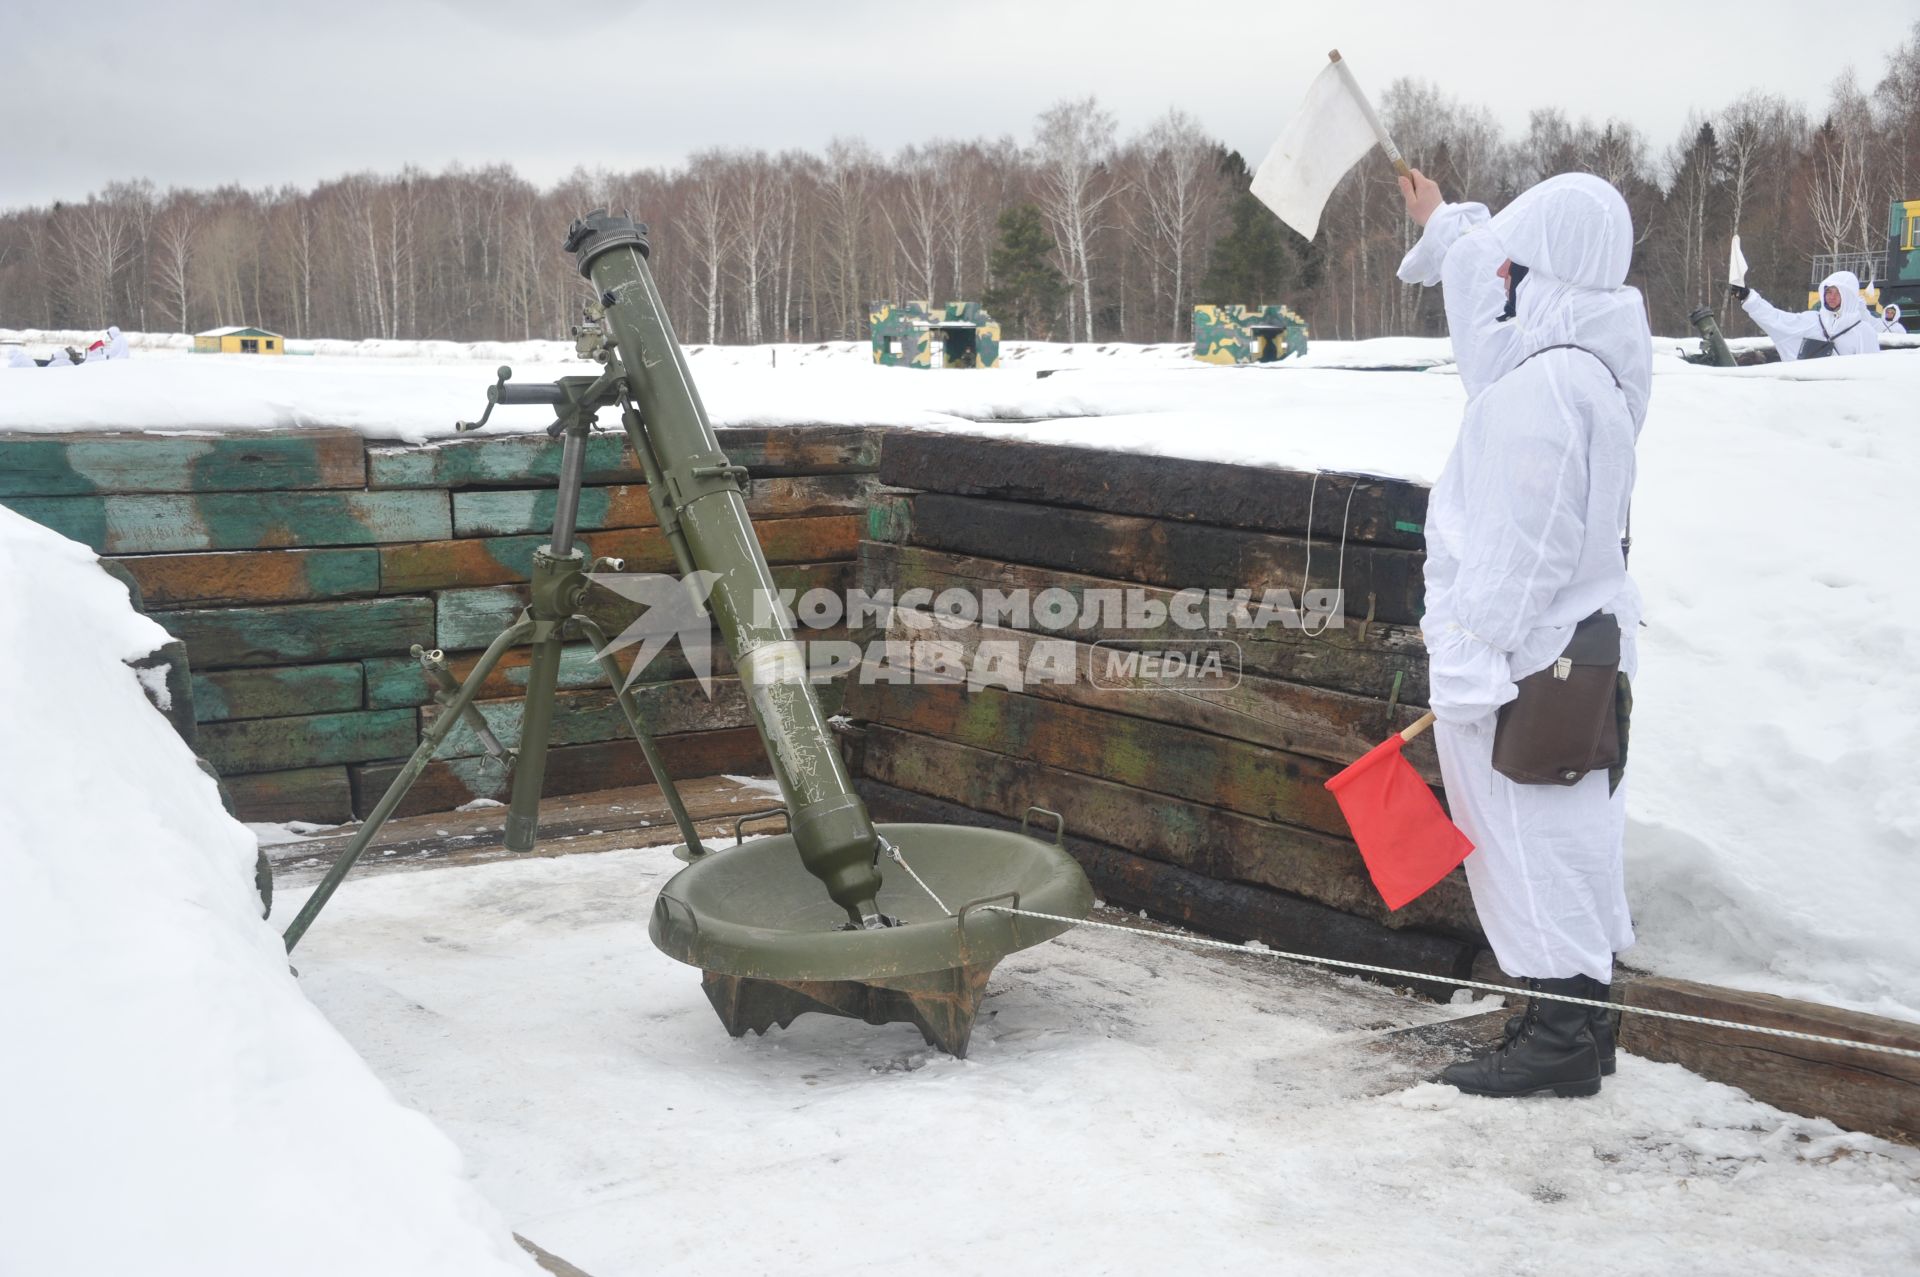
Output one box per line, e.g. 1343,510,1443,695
1323,721,1472,910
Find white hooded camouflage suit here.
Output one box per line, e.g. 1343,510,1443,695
1741,270,1881,361
1397,174,1650,983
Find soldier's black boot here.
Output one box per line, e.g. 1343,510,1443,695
1588,984,1617,1076
1504,979,1615,1075
1442,977,1602,1098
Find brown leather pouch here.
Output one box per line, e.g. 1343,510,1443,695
1492,611,1623,786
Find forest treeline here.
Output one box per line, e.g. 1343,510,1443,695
5,27,1918,346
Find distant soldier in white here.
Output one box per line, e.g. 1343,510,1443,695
1397,170,1648,1099
1730,270,1880,360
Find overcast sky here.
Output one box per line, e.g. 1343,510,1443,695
4,0,1915,208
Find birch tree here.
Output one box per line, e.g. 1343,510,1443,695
54,196,133,328
1033,97,1119,341
151,198,199,332
1132,109,1216,338
681,152,733,343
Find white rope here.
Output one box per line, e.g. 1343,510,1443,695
1298,473,1358,639
979,904,1920,1063
883,837,952,915
882,825,1920,1061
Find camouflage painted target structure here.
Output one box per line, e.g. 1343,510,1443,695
869,301,1002,369
1192,304,1310,365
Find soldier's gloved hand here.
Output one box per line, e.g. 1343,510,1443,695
1728,284,1750,301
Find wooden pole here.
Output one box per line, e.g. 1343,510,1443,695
1398,709,1436,742
1328,49,1413,177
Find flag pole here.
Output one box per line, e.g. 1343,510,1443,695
1399,709,1435,742
1328,49,1412,177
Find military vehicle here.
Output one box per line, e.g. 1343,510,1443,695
1192,304,1310,364
869,300,1002,368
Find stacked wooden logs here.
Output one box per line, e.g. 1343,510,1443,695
0,424,880,824
843,430,1486,983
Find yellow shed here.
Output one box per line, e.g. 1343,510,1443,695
193,326,285,355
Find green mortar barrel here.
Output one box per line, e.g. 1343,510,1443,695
567,211,886,928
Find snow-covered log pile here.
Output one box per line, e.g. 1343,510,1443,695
0,507,539,1275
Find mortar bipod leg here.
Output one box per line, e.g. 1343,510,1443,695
503,628,566,853
574,614,707,857
505,425,591,853
283,618,536,953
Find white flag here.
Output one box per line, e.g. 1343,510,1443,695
1251,60,1382,242
1728,234,1749,289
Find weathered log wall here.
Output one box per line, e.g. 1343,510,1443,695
841,430,1483,979
1,424,881,823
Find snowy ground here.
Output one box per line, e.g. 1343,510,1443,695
0,327,1473,444
277,845,1920,1277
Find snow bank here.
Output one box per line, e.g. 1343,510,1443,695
0,508,537,1276
1624,355,1920,1021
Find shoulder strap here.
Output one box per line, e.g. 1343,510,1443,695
1518,342,1624,389
1517,343,1634,567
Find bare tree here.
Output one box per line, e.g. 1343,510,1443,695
931,141,995,303
681,152,734,343
814,138,876,338
1717,95,1782,318
880,144,943,302
151,197,200,332
7,30,1920,347
1032,97,1120,341
53,196,134,328
725,151,785,344
1809,79,1875,259
1586,122,1649,194
1876,27,1920,206
1132,109,1216,338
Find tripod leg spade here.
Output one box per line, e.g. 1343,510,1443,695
281,619,534,953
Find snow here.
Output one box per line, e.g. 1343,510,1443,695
1623,355,1920,1022
2,328,1915,1021
0,327,1487,446
0,507,538,1277
132,661,172,710
277,845,1920,1277
246,819,342,846
720,772,786,796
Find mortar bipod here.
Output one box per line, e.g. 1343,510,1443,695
280,353,709,953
